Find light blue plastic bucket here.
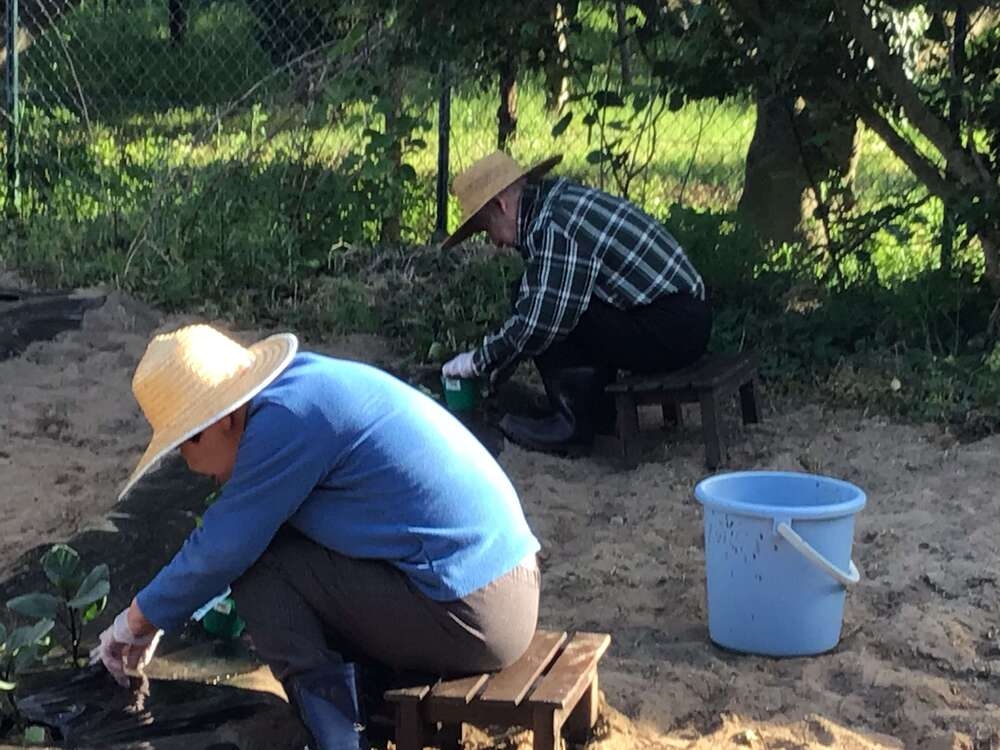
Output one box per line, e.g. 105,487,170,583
694,471,866,657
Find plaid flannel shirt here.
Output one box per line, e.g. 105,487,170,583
472,178,705,374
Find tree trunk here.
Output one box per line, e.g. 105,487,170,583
941,6,969,272
380,76,404,245
544,1,575,112
980,227,1000,293
615,0,632,86
434,63,451,241
739,94,811,246
168,0,188,46
739,93,859,247
497,55,518,152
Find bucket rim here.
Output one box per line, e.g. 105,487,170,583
694,470,866,520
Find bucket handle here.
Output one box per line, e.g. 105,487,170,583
775,521,861,587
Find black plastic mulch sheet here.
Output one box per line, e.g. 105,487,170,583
16,665,284,748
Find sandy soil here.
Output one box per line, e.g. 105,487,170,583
2,289,999,750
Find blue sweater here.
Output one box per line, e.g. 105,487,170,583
137,352,540,632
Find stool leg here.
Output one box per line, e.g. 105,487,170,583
614,393,640,469
661,399,683,428
698,388,723,469
739,378,761,424
395,702,427,750
565,675,600,743
437,722,463,748
532,706,561,750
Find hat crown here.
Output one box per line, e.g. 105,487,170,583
133,325,253,432
451,151,526,224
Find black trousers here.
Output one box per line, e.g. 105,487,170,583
536,293,712,376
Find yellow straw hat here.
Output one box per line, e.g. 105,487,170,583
119,324,298,500
441,151,562,250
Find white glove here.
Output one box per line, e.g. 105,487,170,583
90,608,163,686
442,351,479,379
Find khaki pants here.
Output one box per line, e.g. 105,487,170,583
232,527,540,683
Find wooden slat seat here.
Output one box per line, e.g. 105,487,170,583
384,630,611,750
604,351,761,469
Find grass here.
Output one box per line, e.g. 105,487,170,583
5,0,923,241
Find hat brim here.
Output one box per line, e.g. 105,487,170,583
117,332,299,501
440,155,563,250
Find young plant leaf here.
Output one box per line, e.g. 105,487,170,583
13,644,42,673
42,544,82,594
7,619,55,652
68,564,110,610
7,593,60,620
68,580,110,611
82,599,105,625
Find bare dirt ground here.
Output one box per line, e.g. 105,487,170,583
2,288,998,750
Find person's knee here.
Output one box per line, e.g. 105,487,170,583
231,558,276,622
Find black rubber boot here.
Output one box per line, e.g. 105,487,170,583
499,366,610,454
289,662,369,750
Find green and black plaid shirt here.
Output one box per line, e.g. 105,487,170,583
473,178,705,374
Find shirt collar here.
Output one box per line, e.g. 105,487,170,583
515,182,542,248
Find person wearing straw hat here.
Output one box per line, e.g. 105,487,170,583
440,151,711,454
91,324,541,750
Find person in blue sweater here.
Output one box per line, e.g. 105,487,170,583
91,324,541,750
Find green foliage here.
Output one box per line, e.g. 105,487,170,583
6,545,109,666
284,245,523,360
664,205,772,302
0,618,54,730
2,0,998,440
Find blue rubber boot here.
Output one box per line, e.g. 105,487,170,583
289,663,369,750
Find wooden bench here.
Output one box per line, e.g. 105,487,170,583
605,351,760,469
384,630,611,750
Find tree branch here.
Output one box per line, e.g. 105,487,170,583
851,98,953,200
832,0,998,203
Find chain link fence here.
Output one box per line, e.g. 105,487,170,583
0,0,927,304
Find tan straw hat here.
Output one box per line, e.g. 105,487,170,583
119,324,298,500
441,151,562,249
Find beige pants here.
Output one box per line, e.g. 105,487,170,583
231,527,540,683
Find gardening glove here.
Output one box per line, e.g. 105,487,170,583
90,608,163,687
442,351,479,379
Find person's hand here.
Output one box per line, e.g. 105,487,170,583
442,351,479,379
90,606,163,686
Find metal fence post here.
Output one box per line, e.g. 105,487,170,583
434,62,451,241
5,0,19,216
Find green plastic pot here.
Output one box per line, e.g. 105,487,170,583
441,376,479,412
201,596,246,639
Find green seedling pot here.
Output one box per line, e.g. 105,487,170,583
201,596,246,639
441,376,479,412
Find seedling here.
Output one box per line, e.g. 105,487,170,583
0,618,54,733
6,545,109,666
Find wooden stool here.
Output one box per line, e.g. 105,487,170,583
605,351,760,469
384,630,611,750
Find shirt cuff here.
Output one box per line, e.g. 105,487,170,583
472,346,492,375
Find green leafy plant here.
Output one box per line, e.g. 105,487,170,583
0,618,54,733
6,545,109,666
194,489,221,528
